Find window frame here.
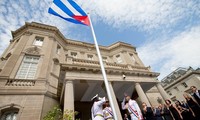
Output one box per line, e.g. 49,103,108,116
102,56,108,62
33,37,44,46
56,45,61,54
174,87,179,91
167,91,172,96
0,108,19,120
71,52,77,58
87,54,93,60
116,54,123,63
129,53,136,62
182,82,188,88
15,55,40,79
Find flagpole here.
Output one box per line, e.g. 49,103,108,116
87,13,118,120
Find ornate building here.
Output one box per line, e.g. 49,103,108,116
161,67,200,102
0,22,169,120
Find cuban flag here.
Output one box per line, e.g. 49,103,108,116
48,0,90,26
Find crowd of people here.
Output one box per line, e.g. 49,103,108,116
91,85,200,120
141,85,200,120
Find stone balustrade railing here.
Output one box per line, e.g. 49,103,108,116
65,57,149,71
5,79,36,86
131,65,149,70
73,58,99,66
106,62,128,70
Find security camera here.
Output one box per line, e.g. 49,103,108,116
123,74,126,79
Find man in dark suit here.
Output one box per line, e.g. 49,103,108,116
141,102,155,120
190,86,200,105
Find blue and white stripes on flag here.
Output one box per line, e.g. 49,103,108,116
48,0,90,26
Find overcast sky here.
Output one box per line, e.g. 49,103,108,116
0,0,200,79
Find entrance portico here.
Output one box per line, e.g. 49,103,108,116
56,51,170,119
59,65,167,119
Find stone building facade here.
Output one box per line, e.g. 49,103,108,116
0,22,169,120
161,67,200,102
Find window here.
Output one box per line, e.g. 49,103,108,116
87,54,93,60
1,112,18,120
5,53,12,59
116,55,122,63
174,87,179,91
16,56,39,79
1,108,19,120
129,53,135,63
56,45,61,54
65,54,68,61
102,57,107,62
52,59,59,75
182,82,188,88
167,91,172,96
33,37,44,46
71,52,77,58
171,96,177,102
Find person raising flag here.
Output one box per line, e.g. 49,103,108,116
91,94,106,120
122,93,143,120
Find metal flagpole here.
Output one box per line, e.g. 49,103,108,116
87,13,118,120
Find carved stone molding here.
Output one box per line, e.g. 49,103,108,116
48,35,55,40
23,31,33,36
24,46,41,55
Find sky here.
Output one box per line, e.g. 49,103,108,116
0,0,200,80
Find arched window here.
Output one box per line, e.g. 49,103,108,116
1,108,19,120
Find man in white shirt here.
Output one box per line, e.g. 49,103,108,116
103,101,114,120
121,93,143,120
91,94,106,120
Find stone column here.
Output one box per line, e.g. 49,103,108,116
135,83,151,106
64,80,74,119
108,82,122,119
156,83,170,100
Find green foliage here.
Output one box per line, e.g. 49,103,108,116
63,109,79,120
43,106,62,120
43,106,79,120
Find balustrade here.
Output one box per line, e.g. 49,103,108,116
65,57,149,71
5,79,35,86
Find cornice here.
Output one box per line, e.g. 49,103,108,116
66,40,136,53
108,42,136,51
164,70,200,90
12,22,136,52
60,63,159,77
11,22,66,43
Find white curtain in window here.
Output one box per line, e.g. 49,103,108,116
16,56,39,79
